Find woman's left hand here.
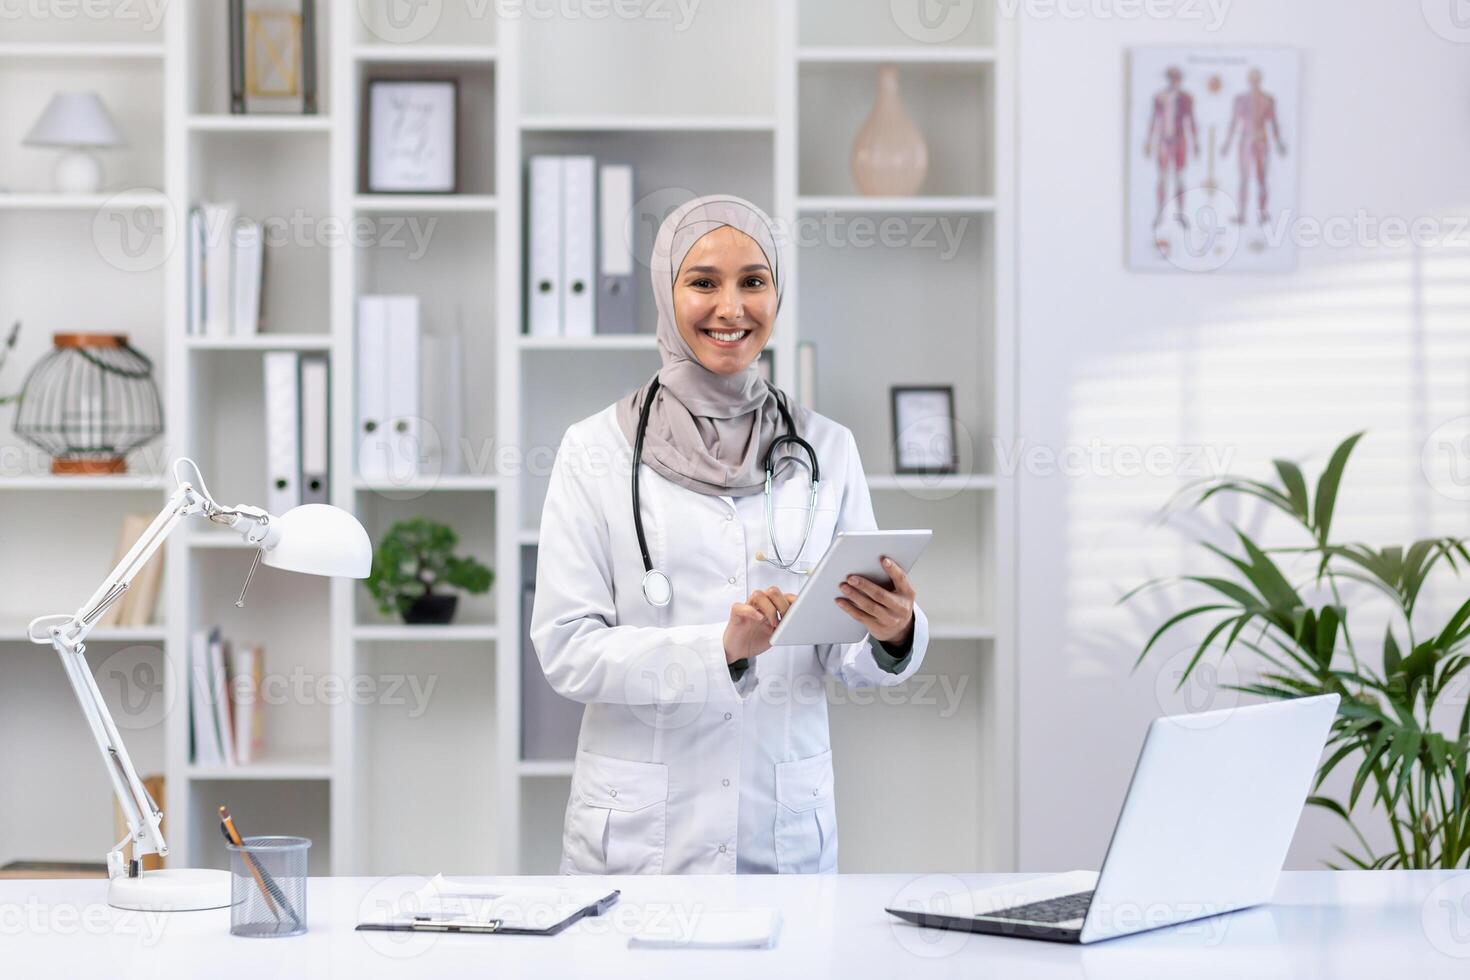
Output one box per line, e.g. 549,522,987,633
834,556,916,648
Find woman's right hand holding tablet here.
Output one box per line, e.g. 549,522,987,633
724,585,796,665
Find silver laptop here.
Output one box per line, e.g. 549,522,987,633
885,694,1338,944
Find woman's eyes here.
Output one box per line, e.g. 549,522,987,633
689,277,767,289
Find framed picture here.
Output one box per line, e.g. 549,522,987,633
229,0,318,115
891,385,957,475
363,78,459,194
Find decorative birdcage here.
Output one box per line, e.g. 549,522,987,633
13,333,163,475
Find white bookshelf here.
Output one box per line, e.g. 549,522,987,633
0,1,1016,879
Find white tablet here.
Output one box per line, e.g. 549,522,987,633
767,529,932,647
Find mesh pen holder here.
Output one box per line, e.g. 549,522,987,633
226,836,310,938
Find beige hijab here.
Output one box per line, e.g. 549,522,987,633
615,194,795,497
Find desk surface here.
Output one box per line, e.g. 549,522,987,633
3,870,1468,979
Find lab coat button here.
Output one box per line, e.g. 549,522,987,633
722,778,730,787
609,788,618,798
718,844,727,853
727,576,737,585
725,512,733,521
724,712,732,721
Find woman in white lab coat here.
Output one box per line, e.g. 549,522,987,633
531,194,931,875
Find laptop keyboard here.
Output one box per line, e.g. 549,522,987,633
985,890,1094,924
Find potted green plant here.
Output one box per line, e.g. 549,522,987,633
365,517,493,625
1127,433,1470,869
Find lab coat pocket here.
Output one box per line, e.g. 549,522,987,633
769,480,838,572
773,748,838,874
565,749,669,875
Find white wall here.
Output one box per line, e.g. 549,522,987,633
1016,0,1470,870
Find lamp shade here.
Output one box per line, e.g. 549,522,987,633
263,504,372,579
24,92,126,148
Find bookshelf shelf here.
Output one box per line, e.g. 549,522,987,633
797,195,997,214
186,747,333,781
185,335,335,351
0,191,169,211
796,45,996,64
0,475,167,492
0,42,167,61
352,44,497,64
186,115,332,133
352,623,500,642
517,334,657,351
352,194,498,213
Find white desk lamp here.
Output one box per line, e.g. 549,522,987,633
22,91,126,194
27,458,372,912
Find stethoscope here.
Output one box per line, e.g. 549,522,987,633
634,376,821,608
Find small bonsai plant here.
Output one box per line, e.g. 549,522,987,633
366,517,493,625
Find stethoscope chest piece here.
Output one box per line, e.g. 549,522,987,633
642,568,673,607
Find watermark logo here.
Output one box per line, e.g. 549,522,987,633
887,873,975,957
96,644,173,732
359,0,443,43
357,874,439,957
92,190,175,275
1422,0,1470,43
622,642,711,731
1152,644,1240,729
1423,873,1470,957
891,0,975,43
1422,416,1470,501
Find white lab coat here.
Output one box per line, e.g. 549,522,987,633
530,402,930,875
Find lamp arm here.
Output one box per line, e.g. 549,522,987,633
25,472,282,880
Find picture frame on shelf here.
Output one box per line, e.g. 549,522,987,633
229,0,319,115
890,385,958,475
363,78,459,194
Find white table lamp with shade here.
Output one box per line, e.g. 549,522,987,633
23,91,126,194
26,458,373,912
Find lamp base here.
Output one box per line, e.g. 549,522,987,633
108,868,232,912
50,149,104,195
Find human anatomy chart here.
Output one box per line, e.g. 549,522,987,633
1128,47,1300,274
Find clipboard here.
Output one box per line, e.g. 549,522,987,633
355,877,620,936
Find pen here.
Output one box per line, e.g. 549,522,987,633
219,805,301,928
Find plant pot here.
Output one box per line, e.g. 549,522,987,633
402,593,458,625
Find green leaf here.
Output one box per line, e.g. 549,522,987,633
1312,431,1365,547
1133,604,1235,669
1383,628,1402,676
1273,459,1311,522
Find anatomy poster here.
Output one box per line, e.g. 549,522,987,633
1127,47,1300,273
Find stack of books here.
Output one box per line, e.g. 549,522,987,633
95,514,165,628
188,626,265,768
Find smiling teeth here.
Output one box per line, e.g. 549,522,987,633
709,330,748,342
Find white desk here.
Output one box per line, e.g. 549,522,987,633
2,871,1466,978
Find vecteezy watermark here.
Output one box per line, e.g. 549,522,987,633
0,0,170,31
357,0,702,44
1422,0,1470,43
96,644,173,733
1422,873,1470,958
994,437,1237,481
92,191,177,276
1152,644,1241,729
93,197,438,275
994,0,1231,30
0,897,169,945
1422,416,1470,502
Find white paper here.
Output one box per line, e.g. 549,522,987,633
628,907,782,950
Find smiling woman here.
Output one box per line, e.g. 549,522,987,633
529,193,933,878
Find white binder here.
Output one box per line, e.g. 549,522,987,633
299,353,329,504
202,201,237,338
231,218,264,335
264,350,301,515
527,155,563,337
385,296,421,482
597,163,636,334
356,296,390,482
187,207,204,336
562,155,596,337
